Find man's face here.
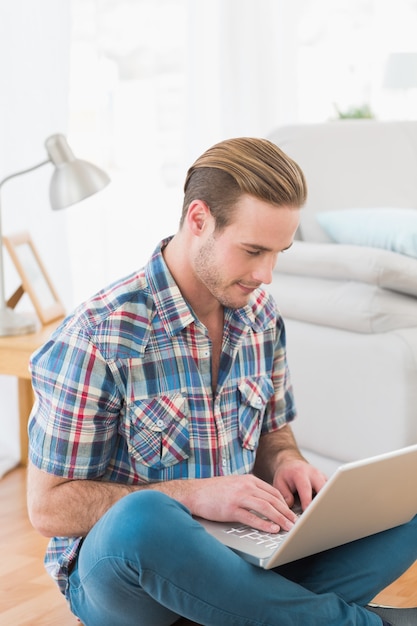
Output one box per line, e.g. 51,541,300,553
192,194,300,309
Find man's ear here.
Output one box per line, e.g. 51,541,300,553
186,200,212,236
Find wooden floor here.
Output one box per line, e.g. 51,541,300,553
0,466,78,626
1,467,416,626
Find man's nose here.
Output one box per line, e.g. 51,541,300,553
252,256,276,285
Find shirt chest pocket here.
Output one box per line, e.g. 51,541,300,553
126,394,190,469
238,377,274,450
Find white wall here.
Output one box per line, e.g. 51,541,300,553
0,0,72,465
65,0,302,306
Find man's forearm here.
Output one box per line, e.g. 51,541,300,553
28,470,138,537
27,463,199,538
253,424,305,484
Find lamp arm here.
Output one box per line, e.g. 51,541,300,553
0,158,51,309
0,158,51,191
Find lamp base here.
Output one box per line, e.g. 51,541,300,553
0,307,37,336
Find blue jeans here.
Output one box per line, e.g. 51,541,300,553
67,491,417,626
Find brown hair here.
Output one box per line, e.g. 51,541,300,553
180,137,307,229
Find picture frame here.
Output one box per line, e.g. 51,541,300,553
3,231,65,325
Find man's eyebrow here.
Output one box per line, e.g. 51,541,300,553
242,242,294,252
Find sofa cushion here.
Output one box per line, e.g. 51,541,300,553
316,208,417,259
271,240,417,333
272,274,417,333
276,241,417,298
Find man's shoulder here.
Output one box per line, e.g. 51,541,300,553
83,269,150,317
64,269,156,358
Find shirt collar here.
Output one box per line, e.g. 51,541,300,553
145,237,195,336
145,237,276,337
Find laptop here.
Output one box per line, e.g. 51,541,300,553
196,444,417,568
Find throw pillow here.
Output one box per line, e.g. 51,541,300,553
316,208,417,259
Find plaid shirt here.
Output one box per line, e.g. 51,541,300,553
28,237,296,595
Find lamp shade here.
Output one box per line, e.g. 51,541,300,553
46,134,110,210
0,133,110,337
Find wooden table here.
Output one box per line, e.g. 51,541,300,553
0,318,64,465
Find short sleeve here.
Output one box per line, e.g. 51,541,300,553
29,326,123,479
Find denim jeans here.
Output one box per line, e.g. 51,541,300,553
67,491,417,626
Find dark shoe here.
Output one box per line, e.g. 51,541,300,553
367,604,417,625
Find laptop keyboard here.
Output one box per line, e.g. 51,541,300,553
222,525,288,549
222,506,302,550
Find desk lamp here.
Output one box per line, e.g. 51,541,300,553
0,134,110,336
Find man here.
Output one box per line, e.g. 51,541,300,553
27,137,417,626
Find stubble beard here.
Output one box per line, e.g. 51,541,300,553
194,236,249,310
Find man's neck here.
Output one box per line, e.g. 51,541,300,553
162,233,222,324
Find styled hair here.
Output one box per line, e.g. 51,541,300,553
180,137,307,229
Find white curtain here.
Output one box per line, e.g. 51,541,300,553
184,0,299,159
66,0,298,304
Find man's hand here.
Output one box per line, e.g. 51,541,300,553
272,455,327,511
184,474,298,534
254,425,328,512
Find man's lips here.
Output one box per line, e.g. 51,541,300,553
236,282,261,293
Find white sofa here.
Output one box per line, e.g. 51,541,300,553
267,120,417,476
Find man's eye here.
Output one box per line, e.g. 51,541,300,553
246,249,261,256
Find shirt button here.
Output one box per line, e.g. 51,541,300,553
256,396,262,405
222,459,227,466
204,351,209,357
156,419,165,428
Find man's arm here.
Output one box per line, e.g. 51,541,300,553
27,459,299,539
27,461,217,538
254,424,327,510
27,462,140,537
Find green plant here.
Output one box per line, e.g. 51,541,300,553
333,103,375,119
